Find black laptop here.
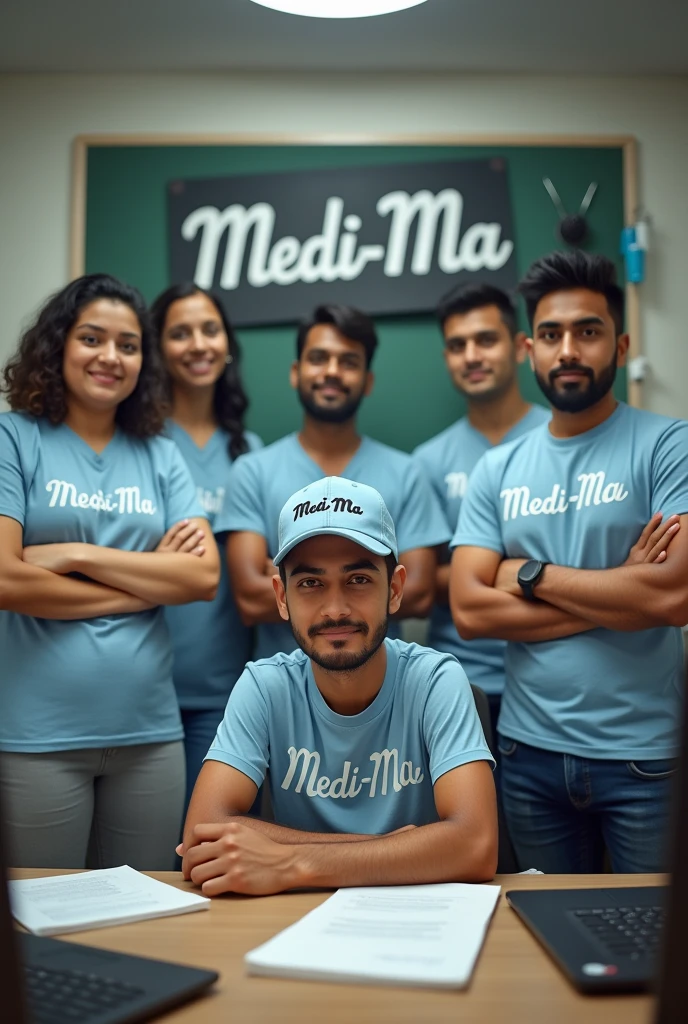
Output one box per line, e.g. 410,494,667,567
0,800,218,1024
506,883,666,993
506,689,688,1010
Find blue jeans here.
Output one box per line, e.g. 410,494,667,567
180,708,225,818
498,736,677,874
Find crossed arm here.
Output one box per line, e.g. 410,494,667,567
450,513,688,643
227,530,437,625
178,759,497,896
0,515,219,620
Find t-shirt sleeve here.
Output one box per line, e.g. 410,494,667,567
214,451,267,536
163,443,206,530
395,458,451,552
0,417,30,527
423,656,495,783
450,453,504,555
204,667,270,787
651,420,688,518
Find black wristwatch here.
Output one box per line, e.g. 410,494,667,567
517,559,547,600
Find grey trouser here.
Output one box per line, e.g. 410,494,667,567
1,742,185,871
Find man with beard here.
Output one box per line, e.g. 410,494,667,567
414,283,549,738
179,478,497,895
450,250,688,874
219,304,448,659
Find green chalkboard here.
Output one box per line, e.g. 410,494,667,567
83,142,627,451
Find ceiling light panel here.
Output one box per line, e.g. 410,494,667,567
249,1,429,19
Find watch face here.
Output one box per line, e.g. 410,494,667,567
520,559,542,583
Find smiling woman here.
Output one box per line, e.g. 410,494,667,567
149,283,263,815
4,275,165,438
62,301,144,415
0,273,220,873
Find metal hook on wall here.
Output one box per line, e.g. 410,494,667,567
543,178,598,247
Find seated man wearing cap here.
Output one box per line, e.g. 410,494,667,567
179,478,497,896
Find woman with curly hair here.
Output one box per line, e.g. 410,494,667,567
150,283,262,811
0,274,220,869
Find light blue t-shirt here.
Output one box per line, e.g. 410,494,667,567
0,412,204,752
452,403,688,760
163,422,263,710
414,404,549,694
216,433,450,660
206,638,494,834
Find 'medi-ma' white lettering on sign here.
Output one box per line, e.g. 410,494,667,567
182,189,513,291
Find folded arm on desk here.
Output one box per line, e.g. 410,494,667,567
180,760,497,896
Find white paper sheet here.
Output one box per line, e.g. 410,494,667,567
9,865,210,936
245,882,501,988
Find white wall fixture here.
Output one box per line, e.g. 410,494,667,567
249,1,429,18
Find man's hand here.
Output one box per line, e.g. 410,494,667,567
22,543,85,574
156,519,206,556
178,822,303,896
624,512,680,566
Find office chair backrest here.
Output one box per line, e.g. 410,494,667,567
470,684,494,752
469,684,519,874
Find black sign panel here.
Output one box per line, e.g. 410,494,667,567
168,159,516,326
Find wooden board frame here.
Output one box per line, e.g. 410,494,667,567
71,132,641,406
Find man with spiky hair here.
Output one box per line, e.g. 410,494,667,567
450,250,688,874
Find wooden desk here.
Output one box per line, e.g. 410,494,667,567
13,871,662,1024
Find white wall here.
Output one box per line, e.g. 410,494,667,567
0,72,687,416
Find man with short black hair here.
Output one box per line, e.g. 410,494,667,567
414,282,548,733
219,304,449,659
180,478,497,895
450,250,688,873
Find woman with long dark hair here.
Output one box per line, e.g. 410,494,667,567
0,274,220,869
150,283,262,812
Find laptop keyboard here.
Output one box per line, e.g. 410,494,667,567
572,905,665,960
25,963,144,1023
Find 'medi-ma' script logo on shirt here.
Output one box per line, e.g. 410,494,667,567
499,470,629,522
280,746,424,799
445,472,469,500
46,479,157,516
197,486,225,516
292,496,364,522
